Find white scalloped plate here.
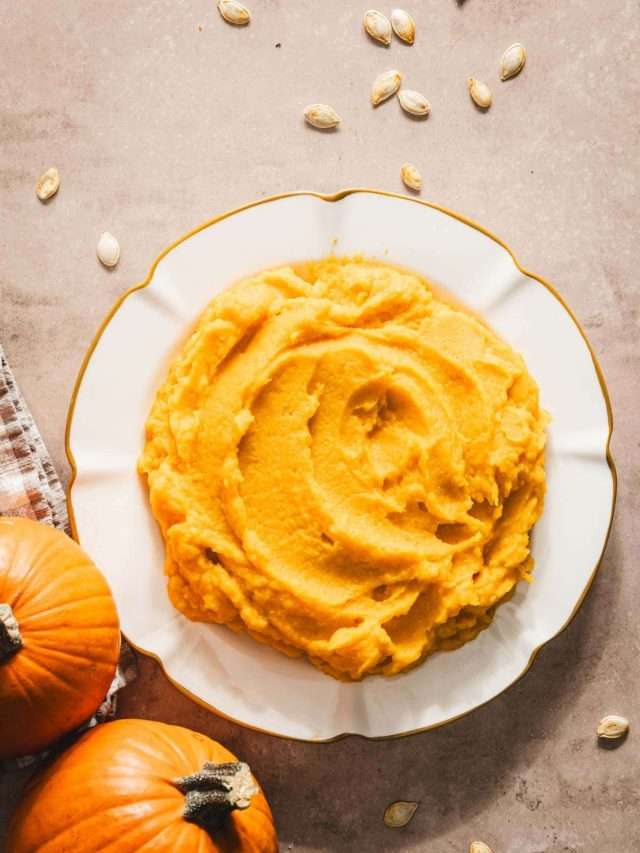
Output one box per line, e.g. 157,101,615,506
66,190,615,741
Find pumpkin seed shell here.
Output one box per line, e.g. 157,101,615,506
217,0,251,26
398,89,430,116
35,167,60,201
371,69,402,106
500,42,526,80
96,232,121,268
303,103,341,129
400,162,422,191
363,10,392,46
383,800,418,828
468,77,492,109
597,714,629,740
391,9,416,44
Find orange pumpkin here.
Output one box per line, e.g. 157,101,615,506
8,718,279,852
0,517,120,759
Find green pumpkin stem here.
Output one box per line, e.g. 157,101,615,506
174,761,258,834
0,603,22,661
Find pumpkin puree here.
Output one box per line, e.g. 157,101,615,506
140,258,547,680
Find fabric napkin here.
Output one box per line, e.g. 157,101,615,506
0,342,136,769
0,345,69,530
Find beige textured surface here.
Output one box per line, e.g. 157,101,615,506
1,1,638,850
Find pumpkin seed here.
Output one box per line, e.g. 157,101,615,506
371,69,402,106
391,9,416,44
35,167,60,201
303,103,341,129
398,89,430,116
217,0,250,26
597,714,629,740
500,42,526,80
96,232,121,268
469,843,493,853
400,162,422,191
468,77,492,109
363,10,392,46
383,800,418,828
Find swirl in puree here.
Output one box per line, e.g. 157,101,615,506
140,258,547,680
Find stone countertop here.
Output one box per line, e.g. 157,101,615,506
1,1,639,850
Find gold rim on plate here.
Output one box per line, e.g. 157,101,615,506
64,189,617,742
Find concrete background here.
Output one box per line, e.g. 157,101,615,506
1,1,639,850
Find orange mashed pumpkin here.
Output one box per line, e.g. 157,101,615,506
140,258,547,680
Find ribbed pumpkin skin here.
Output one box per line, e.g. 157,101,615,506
0,517,120,759
8,719,278,853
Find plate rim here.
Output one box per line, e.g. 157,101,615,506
64,188,617,742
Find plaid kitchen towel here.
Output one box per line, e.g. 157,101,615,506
0,345,69,529
0,342,136,768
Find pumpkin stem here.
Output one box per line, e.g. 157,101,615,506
174,761,259,833
0,603,22,661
